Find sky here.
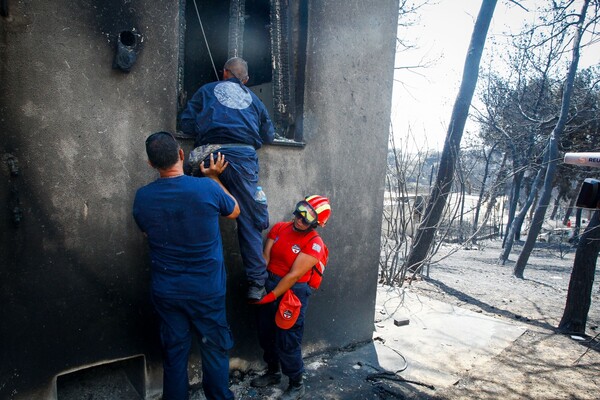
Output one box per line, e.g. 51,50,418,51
390,0,600,152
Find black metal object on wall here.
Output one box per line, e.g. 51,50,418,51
112,30,142,72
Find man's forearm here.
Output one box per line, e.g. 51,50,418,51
208,175,239,212
209,176,231,199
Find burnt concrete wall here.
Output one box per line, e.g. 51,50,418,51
0,0,398,398
0,1,179,398
259,0,399,352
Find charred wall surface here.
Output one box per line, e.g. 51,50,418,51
0,0,398,398
0,1,179,398
260,0,398,353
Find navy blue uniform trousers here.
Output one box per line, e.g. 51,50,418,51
256,275,312,380
202,148,269,286
152,294,234,400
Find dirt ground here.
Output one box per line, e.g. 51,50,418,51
405,239,600,399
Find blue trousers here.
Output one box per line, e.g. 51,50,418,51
202,149,269,286
256,275,312,380
152,294,234,400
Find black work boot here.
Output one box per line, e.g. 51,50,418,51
247,281,267,302
250,365,281,388
280,375,305,400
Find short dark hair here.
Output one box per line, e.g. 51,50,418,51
145,131,180,169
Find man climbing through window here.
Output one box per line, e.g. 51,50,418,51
179,57,275,302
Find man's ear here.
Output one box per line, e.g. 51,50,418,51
179,148,185,161
242,76,249,85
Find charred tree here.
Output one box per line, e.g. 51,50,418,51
480,151,508,238
404,0,497,272
558,211,599,334
563,181,583,226
514,0,590,278
499,154,546,264
472,144,498,238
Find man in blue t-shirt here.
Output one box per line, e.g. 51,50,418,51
133,131,239,400
180,57,274,302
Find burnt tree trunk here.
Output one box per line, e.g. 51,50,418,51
503,168,523,247
499,161,545,264
513,0,589,278
563,181,583,226
481,151,508,238
404,0,497,272
458,163,466,242
550,195,561,220
472,144,498,237
558,211,599,334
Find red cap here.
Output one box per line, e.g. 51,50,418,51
275,290,302,330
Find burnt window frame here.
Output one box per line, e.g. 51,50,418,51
177,0,308,147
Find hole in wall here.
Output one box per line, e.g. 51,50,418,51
119,30,137,47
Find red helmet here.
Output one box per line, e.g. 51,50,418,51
305,195,331,227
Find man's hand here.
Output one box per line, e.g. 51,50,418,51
200,152,228,178
200,152,239,219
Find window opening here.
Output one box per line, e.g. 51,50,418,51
178,0,308,146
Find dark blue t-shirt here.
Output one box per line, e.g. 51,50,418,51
132,175,236,299
180,77,275,148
